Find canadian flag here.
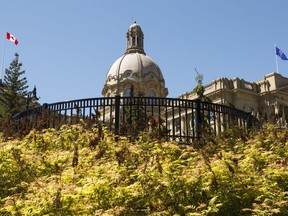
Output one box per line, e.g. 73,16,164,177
6,32,18,45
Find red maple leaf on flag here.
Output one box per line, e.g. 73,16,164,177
6,32,18,45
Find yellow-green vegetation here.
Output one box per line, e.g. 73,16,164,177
1,124,288,215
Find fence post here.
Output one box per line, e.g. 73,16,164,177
114,95,120,140
195,99,201,139
40,103,48,129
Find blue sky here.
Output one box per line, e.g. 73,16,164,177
0,0,288,104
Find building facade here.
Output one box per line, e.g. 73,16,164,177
179,72,288,127
102,22,288,131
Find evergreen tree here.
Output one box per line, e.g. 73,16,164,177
0,53,28,117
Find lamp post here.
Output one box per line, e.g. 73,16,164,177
26,86,39,110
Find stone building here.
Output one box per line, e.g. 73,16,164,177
102,22,288,130
179,72,288,127
102,22,168,98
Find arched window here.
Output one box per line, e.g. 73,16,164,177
124,88,131,97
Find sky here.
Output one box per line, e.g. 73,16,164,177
0,0,288,104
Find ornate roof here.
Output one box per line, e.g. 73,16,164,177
102,22,168,97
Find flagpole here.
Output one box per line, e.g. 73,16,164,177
275,44,279,73
1,32,6,84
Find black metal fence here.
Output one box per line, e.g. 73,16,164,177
12,96,251,143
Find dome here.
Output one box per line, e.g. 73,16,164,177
102,22,168,97
128,22,142,32
105,53,165,86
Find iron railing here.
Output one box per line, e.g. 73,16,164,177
12,96,252,143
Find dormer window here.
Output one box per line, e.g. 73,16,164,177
124,88,131,97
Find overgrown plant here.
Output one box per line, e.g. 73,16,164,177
1,124,288,215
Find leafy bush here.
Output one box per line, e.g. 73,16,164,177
0,124,288,215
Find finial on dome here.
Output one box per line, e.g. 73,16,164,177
131,17,136,24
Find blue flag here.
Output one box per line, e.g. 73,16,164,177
276,47,288,60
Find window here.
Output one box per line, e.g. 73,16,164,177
210,111,215,120
124,88,131,97
148,89,156,104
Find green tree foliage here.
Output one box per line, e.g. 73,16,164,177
191,70,213,136
1,124,288,215
192,69,211,102
0,53,28,117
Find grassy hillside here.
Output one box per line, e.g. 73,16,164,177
0,124,288,215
